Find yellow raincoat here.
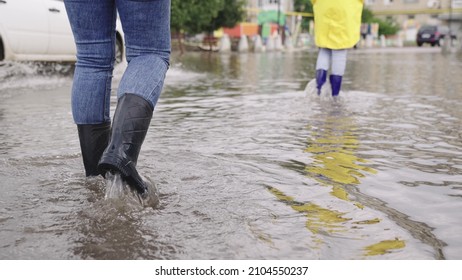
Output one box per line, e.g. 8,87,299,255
312,0,364,49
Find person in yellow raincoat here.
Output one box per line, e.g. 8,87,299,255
312,0,364,96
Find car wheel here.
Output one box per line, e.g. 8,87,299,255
417,42,423,47
115,36,123,64
0,37,4,61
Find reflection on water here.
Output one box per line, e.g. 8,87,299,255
304,101,376,213
0,49,461,259
364,239,406,257
267,99,411,257
267,186,350,236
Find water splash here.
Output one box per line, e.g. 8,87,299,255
0,61,72,91
104,173,160,209
304,78,344,103
305,78,333,96
164,65,206,85
105,172,126,199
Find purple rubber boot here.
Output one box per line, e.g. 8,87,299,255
315,69,327,95
329,75,343,97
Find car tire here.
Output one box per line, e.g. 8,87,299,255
115,35,123,64
0,37,4,61
417,42,423,47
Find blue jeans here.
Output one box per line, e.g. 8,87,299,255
64,0,171,124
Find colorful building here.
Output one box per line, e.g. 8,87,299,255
224,0,295,39
245,0,295,29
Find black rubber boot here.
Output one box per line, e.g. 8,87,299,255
77,122,111,177
97,94,153,196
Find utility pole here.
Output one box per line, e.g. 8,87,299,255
449,0,453,46
277,0,281,34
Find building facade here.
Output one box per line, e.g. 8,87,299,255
365,0,462,32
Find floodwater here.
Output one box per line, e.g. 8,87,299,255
0,47,461,260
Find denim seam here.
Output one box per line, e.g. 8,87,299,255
103,6,118,123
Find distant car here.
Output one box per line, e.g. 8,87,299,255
0,0,124,63
416,25,456,47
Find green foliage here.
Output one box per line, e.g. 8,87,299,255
374,18,400,36
207,0,246,33
294,0,313,13
362,6,400,36
294,0,313,31
171,0,245,34
170,0,188,33
171,0,223,34
361,7,374,23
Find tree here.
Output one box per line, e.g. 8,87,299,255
171,0,224,53
183,0,224,34
294,0,313,14
170,0,190,53
294,0,313,31
206,0,246,34
361,7,374,23
204,0,246,50
171,0,246,53
372,18,400,36
362,7,400,36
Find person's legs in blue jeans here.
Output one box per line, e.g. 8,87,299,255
98,0,171,196
64,0,116,124
64,0,116,176
116,0,171,106
64,0,171,190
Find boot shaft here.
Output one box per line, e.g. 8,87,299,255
98,93,154,195
109,94,153,164
77,122,111,176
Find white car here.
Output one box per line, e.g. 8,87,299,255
0,0,124,63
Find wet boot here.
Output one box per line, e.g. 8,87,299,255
315,69,327,95
97,93,153,196
330,74,343,97
77,122,111,177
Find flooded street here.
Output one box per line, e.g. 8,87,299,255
0,48,461,259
